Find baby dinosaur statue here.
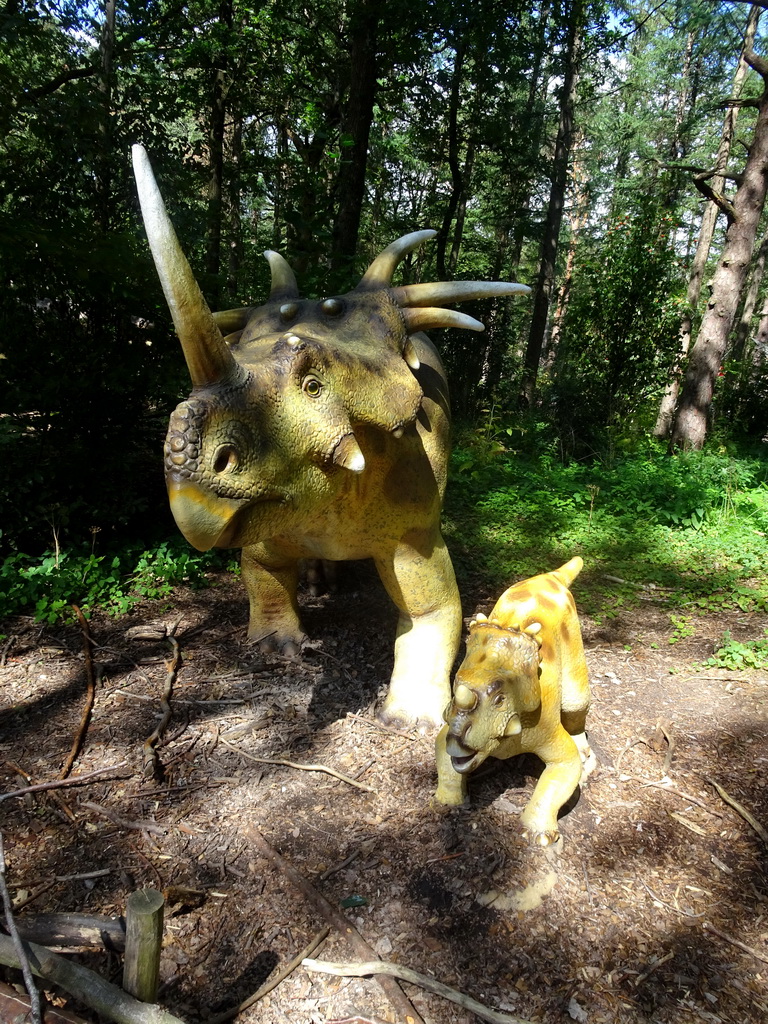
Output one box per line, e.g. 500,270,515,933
434,557,592,844
131,145,529,729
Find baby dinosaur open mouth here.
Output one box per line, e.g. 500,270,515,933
445,735,480,774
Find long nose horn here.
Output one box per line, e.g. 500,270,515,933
132,145,242,389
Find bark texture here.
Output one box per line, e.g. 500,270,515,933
671,45,768,449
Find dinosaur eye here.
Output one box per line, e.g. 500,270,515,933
493,693,505,707
303,376,323,397
213,444,239,474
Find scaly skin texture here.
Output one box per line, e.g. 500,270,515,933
166,318,460,728
434,557,592,843
133,146,528,730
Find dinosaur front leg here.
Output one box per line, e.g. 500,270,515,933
375,533,462,730
520,731,583,845
240,544,304,655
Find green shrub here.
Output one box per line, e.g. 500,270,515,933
0,541,232,623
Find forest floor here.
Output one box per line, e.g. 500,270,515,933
1,560,767,1024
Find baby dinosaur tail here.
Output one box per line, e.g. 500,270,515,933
552,556,583,589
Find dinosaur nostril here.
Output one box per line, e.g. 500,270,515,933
213,445,239,474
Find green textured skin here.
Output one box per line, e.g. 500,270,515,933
434,558,592,843
164,288,461,729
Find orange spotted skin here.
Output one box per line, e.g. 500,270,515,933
434,557,592,845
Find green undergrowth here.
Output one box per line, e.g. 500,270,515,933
443,431,768,621
2,431,767,631
0,540,236,625
700,630,768,671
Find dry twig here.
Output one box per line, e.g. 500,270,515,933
207,926,329,1023
0,933,185,1023
81,802,165,835
143,635,181,779
222,740,376,793
634,951,675,985
0,762,129,804
60,606,97,779
640,880,705,919
245,826,425,1024
703,921,768,964
302,959,535,1024
0,832,42,1024
705,776,768,844
345,712,418,741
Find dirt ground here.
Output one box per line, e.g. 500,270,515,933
1,559,767,1024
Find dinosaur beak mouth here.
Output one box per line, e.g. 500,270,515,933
445,735,481,774
167,481,246,551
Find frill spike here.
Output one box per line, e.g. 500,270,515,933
393,280,531,307
356,230,437,290
214,308,253,335
402,308,485,334
264,250,300,300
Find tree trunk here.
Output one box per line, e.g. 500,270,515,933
545,137,588,364
520,0,584,407
655,4,760,437
331,0,379,277
436,40,467,281
225,114,243,301
670,48,768,450
95,0,115,234
732,218,768,360
205,0,233,306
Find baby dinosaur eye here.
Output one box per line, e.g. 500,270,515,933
303,376,323,397
493,693,505,707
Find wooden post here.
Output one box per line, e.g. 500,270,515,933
122,888,164,1002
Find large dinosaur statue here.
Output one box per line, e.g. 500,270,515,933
132,144,529,728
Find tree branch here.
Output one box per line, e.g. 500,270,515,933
17,67,97,107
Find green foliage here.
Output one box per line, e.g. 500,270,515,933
702,630,768,671
444,428,768,619
549,199,686,449
667,614,694,645
0,541,231,623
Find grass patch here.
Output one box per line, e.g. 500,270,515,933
444,432,768,620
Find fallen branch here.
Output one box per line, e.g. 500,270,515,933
302,959,534,1024
703,921,768,964
634,779,724,818
60,606,97,779
245,826,425,1024
1,833,42,1023
14,913,126,951
222,741,376,793
705,777,768,844
143,635,180,779
0,933,186,1024
0,763,130,803
207,926,329,1023
4,761,75,821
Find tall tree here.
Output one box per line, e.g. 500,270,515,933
654,3,761,437
671,39,768,449
520,0,585,408
331,0,379,277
